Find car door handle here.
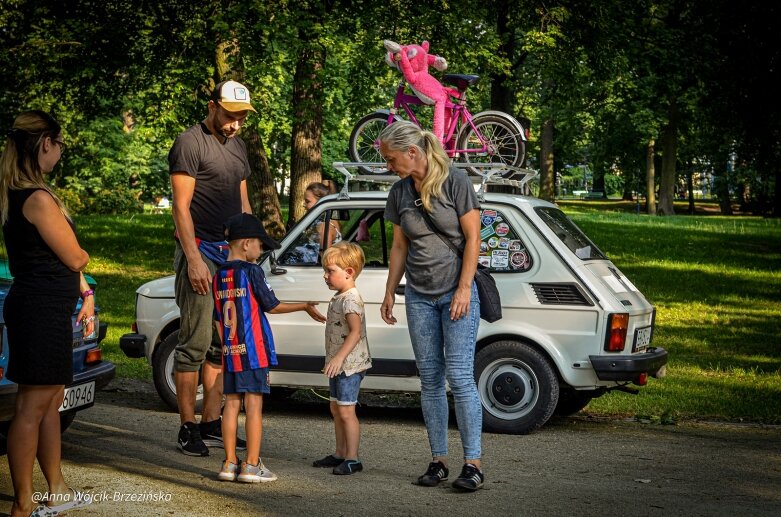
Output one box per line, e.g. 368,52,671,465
395,284,406,296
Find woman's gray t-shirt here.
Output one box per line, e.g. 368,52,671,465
384,167,480,296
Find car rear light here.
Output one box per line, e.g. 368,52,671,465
131,322,138,333
86,347,103,365
0,366,4,380
635,372,648,386
604,313,629,352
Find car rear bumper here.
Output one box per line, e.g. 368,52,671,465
0,361,114,421
120,333,147,359
589,348,668,381
73,360,116,390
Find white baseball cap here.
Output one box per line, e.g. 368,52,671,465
211,80,256,113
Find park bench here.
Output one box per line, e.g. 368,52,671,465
580,190,605,200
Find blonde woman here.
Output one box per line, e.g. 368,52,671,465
378,121,484,491
1,111,94,516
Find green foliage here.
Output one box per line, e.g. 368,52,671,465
561,207,781,422
0,0,776,215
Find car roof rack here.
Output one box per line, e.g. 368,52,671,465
332,162,538,201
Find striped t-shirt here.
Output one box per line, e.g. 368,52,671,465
212,260,281,372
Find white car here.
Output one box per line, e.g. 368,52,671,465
121,165,666,434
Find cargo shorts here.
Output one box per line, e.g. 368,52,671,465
173,243,223,372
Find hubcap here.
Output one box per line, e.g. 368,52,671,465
491,371,526,405
478,358,539,421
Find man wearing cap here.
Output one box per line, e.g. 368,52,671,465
168,80,257,456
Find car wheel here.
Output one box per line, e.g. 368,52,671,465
475,340,559,434
554,388,596,417
152,330,204,411
0,420,8,455
60,411,76,432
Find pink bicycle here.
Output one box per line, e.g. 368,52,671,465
348,74,527,173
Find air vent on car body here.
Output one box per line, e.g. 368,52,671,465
531,283,592,306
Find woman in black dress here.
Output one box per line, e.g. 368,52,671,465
1,111,95,516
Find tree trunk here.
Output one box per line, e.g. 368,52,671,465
657,101,678,215
686,161,695,214
491,0,514,115
243,131,285,239
646,139,656,214
212,37,284,235
774,167,781,217
289,36,326,226
486,0,520,195
539,118,555,202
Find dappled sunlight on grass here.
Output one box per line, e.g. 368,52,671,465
73,210,781,423
589,364,781,423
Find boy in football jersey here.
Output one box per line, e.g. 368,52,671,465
212,213,325,483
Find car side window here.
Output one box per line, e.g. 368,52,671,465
277,207,391,268
278,211,333,266
479,208,532,272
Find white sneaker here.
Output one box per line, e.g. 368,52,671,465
238,461,278,483
217,460,239,481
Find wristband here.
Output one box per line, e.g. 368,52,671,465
81,289,94,299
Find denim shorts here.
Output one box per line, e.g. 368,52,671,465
223,368,270,395
329,371,366,406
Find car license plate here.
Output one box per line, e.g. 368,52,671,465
633,326,652,353
59,381,95,412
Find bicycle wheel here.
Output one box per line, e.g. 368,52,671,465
455,112,526,174
348,112,395,168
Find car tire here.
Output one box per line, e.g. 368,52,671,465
475,340,559,434
554,388,596,417
60,411,76,432
152,330,204,412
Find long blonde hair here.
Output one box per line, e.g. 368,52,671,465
0,110,68,224
379,121,450,212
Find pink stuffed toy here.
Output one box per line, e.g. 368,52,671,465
384,39,456,144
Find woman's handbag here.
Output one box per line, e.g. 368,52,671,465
474,264,502,322
409,181,502,322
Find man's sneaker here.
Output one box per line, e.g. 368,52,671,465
217,460,240,481
237,461,277,483
451,463,484,491
199,417,247,451
332,459,363,475
416,461,449,487
177,422,209,457
312,454,344,468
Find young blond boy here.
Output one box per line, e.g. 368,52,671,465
212,213,325,483
312,242,372,475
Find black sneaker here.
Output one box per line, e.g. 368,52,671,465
451,463,484,491
177,422,209,456
199,417,247,451
417,461,449,487
332,459,363,475
313,454,344,467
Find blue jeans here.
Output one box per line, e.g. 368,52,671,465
405,282,482,460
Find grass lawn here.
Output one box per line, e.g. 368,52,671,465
76,201,781,424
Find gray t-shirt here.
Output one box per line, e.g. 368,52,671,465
168,122,251,242
385,168,480,296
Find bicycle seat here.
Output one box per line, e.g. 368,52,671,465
442,74,480,91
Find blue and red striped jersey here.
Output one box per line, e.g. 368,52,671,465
212,260,281,372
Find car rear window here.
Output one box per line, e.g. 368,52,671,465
535,207,607,260
479,209,532,272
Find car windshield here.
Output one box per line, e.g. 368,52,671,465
535,207,607,260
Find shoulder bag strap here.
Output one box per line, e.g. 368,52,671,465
406,178,464,259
